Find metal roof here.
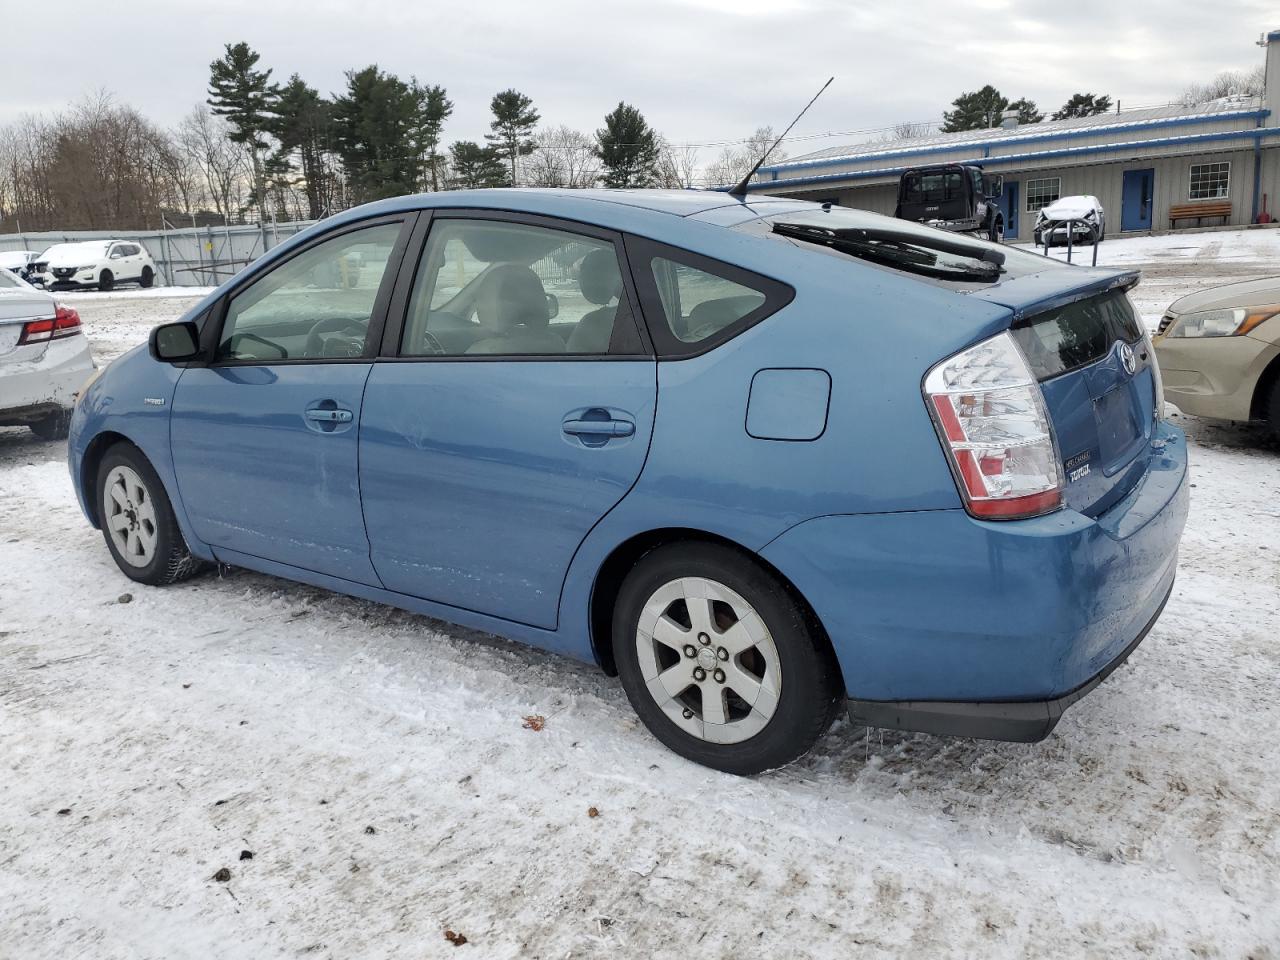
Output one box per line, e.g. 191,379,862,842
764,97,1267,175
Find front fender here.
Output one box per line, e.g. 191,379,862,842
68,346,214,562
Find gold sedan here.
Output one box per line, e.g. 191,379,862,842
1153,278,1280,439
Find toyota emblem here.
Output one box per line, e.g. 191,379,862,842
1118,341,1137,376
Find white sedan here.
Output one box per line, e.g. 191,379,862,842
0,268,96,439
1034,195,1106,246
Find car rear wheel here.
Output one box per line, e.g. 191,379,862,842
989,216,1004,243
29,410,70,441
613,542,842,775
140,266,154,288
99,269,114,292
97,443,206,586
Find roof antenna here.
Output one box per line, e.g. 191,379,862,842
727,77,834,198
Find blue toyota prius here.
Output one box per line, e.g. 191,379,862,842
68,189,1188,774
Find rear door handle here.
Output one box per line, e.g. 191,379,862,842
306,408,353,423
562,418,635,438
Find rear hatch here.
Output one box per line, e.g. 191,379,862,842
971,271,1157,517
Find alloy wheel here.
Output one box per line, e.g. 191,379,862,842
635,576,782,744
103,465,157,568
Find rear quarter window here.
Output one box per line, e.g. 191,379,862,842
625,236,792,358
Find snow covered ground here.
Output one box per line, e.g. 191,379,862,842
2,230,1278,958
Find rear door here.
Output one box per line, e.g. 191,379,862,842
1122,169,1154,231
359,211,656,629
169,215,412,583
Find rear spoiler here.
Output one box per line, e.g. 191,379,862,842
967,268,1141,325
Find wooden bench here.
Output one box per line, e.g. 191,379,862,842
1169,200,1231,228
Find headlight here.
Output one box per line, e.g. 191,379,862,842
1164,304,1280,338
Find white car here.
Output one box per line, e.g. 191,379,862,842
1034,195,1106,246
30,239,158,292
0,268,96,439
0,250,40,283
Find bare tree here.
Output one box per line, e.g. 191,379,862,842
655,137,699,189
705,126,788,188
175,106,251,223
528,126,598,188
1179,65,1266,105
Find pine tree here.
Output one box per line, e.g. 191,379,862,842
940,86,1007,132
269,75,335,219
1052,93,1113,120
410,82,453,192
594,102,660,189
207,42,277,217
1008,97,1044,124
449,141,510,189
486,89,539,185
330,66,421,203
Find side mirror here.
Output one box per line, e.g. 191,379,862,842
545,293,559,319
985,175,1004,198
149,320,203,363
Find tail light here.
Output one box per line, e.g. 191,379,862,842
924,331,1064,520
18,304,81,345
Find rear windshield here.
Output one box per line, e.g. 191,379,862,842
901,170,964,203
0,269,21,288
1011,290,1143,380
742,204,1060,290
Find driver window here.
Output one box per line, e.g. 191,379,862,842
401,219,639,357
217,222,401,362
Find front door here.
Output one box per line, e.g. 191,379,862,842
359,213,657,629
1122,169,1155,231
997,181,1019,240
170,217,409,583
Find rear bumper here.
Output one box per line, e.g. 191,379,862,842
0,336,96,422
760,421,1188,723
847,579,1173,741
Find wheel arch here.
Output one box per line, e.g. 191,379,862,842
587,526,835,678
80,430,138,527
1249,350,1280,421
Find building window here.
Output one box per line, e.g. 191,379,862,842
1189,162,1230,200
1025,178,1061,212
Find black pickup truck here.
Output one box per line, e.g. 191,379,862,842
894,163,1005,242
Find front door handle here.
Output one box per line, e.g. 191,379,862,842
306,408,353,423
563,418,634,438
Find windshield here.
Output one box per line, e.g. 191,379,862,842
750,204,1059,287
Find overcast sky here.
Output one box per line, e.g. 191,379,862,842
2,0,1275,163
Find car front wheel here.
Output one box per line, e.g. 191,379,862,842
97,443,206,585
99,269,114,292
614,542,842,775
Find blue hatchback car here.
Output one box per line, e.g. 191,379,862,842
68,189,1188,774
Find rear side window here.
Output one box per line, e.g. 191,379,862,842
627,238,792,357
1011,290,1143,380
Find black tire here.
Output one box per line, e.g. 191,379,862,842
139,266,154,288
96,442,206,586
1267,378,1280,443
99,269,114,292
613,542,843,775
29,409,70,441
989,215,1004,243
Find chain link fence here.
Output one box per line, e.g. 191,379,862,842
0,220,317,287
